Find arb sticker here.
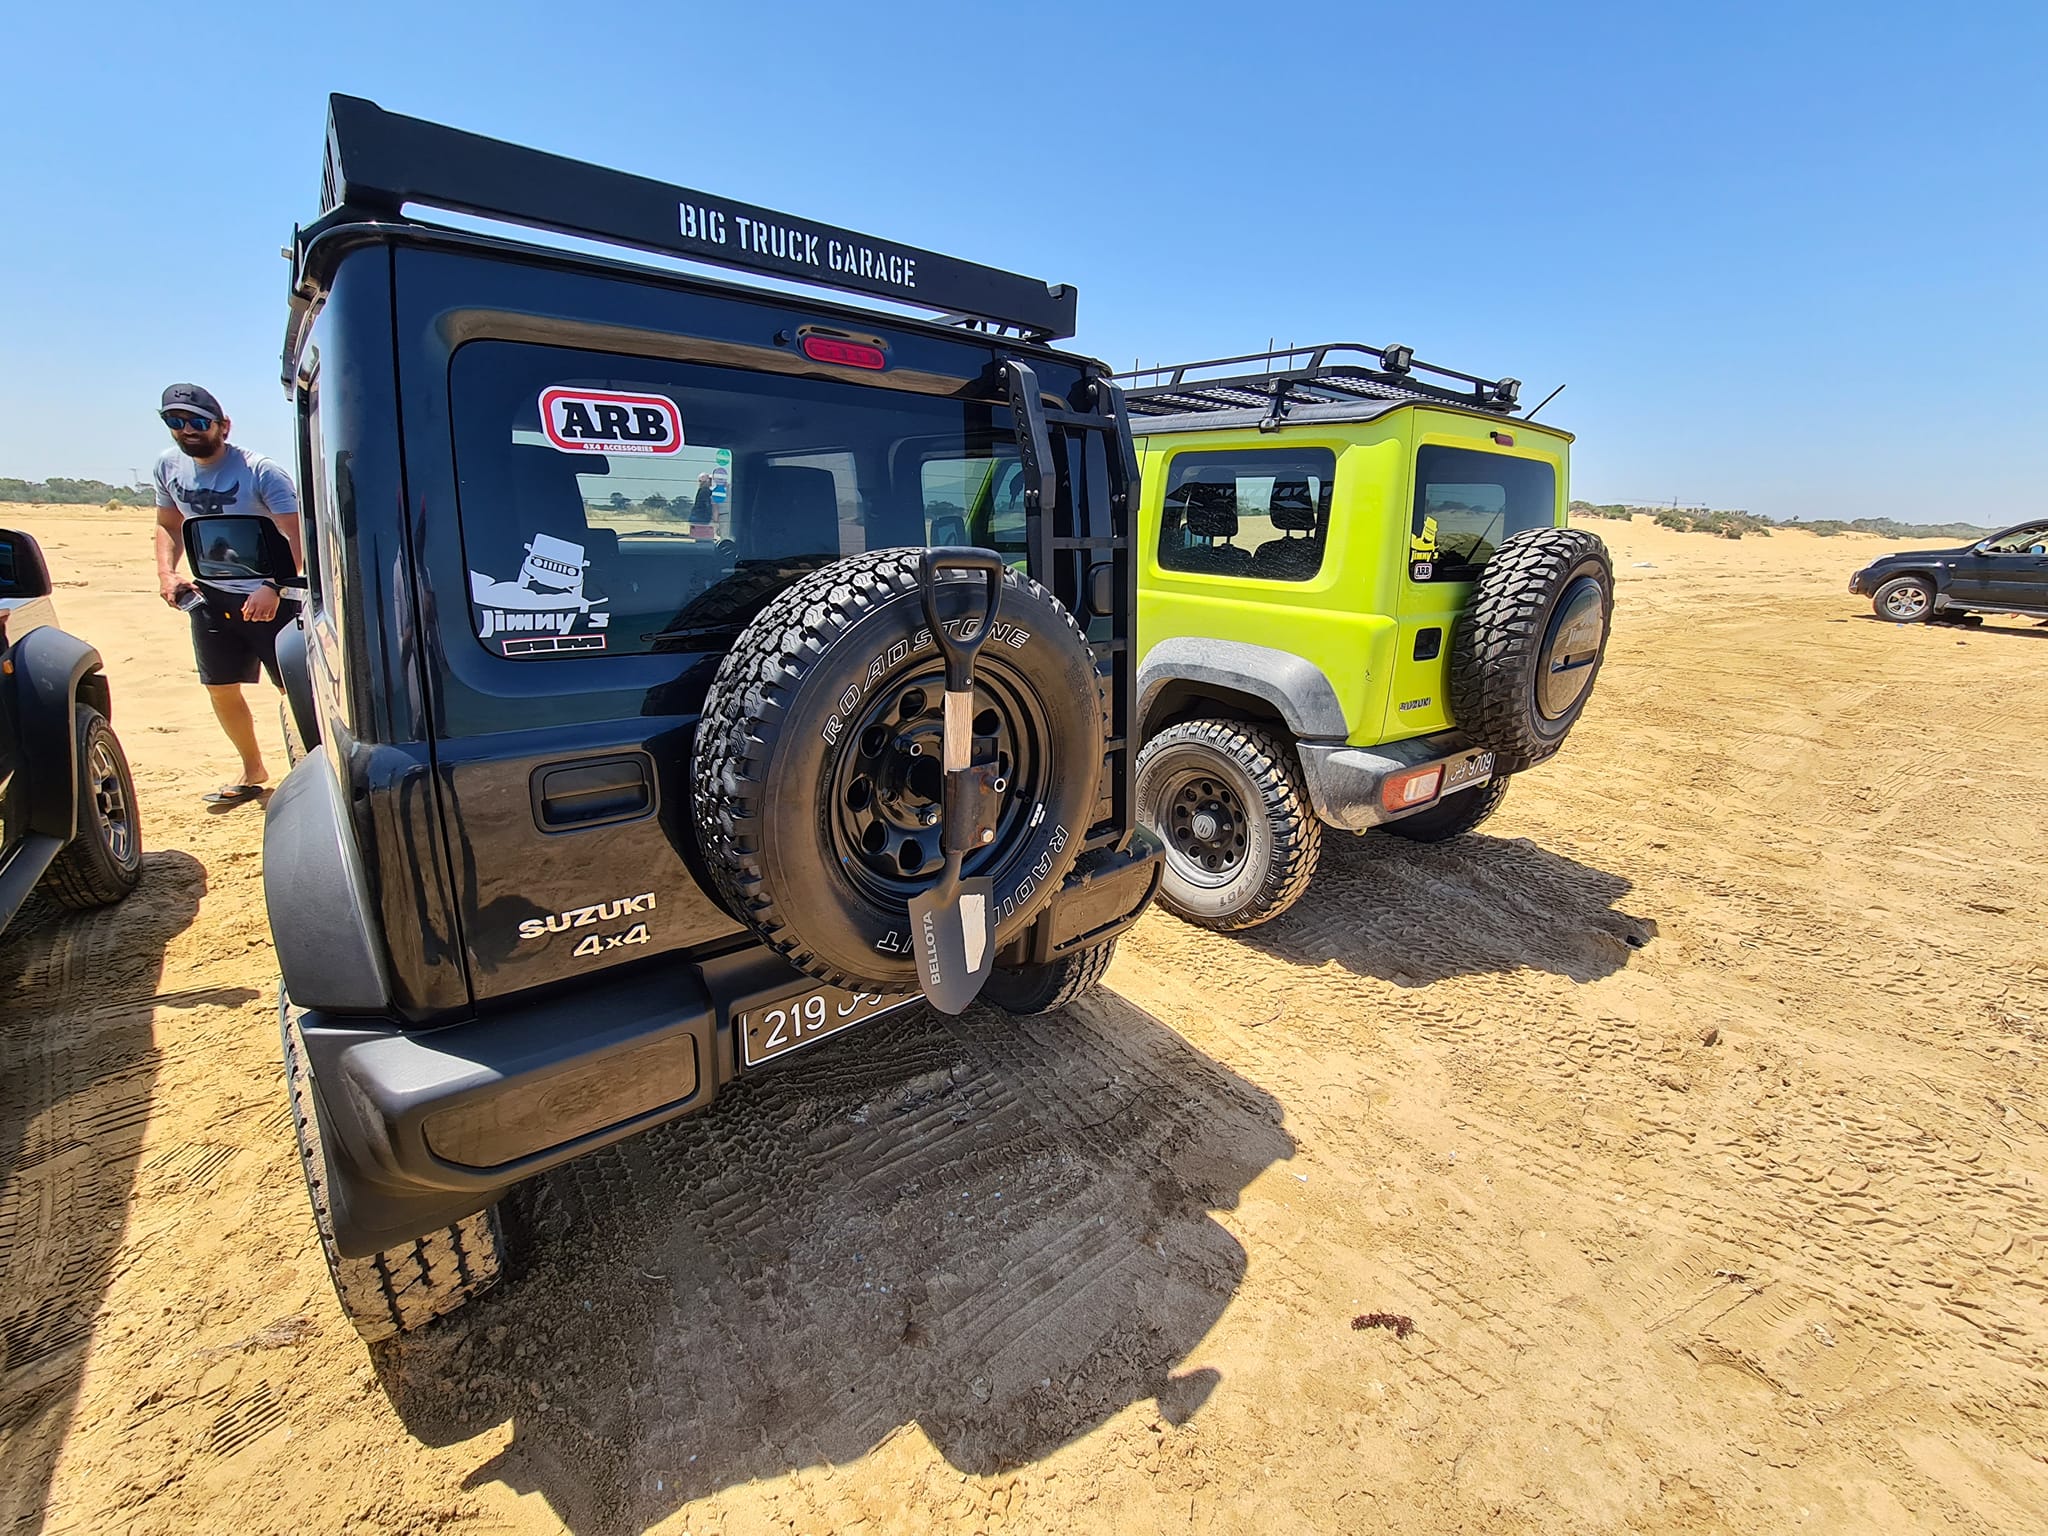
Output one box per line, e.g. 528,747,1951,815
540,387,683,456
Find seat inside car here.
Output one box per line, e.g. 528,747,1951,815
1168,480,1253,576
1248,477,1324,580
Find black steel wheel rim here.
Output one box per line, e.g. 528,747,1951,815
1159,767,1249,887
826,657,1049,910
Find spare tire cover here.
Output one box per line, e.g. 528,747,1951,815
1447,526,1614,772
694,548,1104,992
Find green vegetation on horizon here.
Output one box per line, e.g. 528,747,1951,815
1569,501,1999,542
1,476,152,507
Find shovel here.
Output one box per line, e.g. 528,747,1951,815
906,548,1007,1014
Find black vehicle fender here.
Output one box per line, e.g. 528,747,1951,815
9,625,105,839
1870,563,1952,596
263,755,394,1014
275,618,322,753
1137,636,1349,742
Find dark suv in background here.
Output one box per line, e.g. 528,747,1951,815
201,97,1162,1341
1850,518,2048,623
0,527,142,935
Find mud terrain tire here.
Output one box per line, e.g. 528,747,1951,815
1449,527,1613,772
984,936,1118,1016
45,708,142,910
694,549,1103,992
1378,775,1510,843
1136,720,1321,932
283,998,502,1342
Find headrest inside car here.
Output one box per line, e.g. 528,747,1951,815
1178,481,1239,540
1268,478,1318,533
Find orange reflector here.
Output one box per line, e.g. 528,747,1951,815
1382,764,1443,811
800,335,887,369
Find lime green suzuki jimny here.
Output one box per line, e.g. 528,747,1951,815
1119,342,1613,930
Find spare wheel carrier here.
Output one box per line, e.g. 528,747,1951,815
1447,526,1614,773
693,548,1104,993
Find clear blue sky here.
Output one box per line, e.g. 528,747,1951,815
4,1,2041,521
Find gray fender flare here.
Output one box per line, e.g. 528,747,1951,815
11,625,103,838
263,757,393,1013
1137,636,1350,741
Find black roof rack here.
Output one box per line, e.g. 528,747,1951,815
311,94,1078,340
1114,342,1521,423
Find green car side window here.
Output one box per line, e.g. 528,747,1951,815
1158,448,1336,581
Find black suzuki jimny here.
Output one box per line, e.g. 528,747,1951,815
192,97,1162,1341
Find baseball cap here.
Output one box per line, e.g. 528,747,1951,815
161,383,225,420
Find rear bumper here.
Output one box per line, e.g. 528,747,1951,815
1296,732,1496,833
299,835,1162,1257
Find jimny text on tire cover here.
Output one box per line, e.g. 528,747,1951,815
679,202,917,292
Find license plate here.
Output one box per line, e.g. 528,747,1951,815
1442,751,1495,795
738,983,917,1067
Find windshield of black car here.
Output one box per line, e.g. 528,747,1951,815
1411,445,1557,582
1982,523,2048,554
449,340,1023,658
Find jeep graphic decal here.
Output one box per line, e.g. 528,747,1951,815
470,531,611,656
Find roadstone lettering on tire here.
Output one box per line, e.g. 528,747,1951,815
1136,720,1321,932
283,998,502,1342
1449,527,1614,773
694,548,1103,993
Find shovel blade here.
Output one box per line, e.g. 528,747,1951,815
906,875,996,1015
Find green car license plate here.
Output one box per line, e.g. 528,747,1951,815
1442,750,1495,795
738,984,917,1067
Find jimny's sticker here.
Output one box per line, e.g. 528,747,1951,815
470,532,611,657
540,386,683,456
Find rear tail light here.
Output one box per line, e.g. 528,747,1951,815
800,335,888,370
1382,764,1443,812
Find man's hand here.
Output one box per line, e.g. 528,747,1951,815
160,573,195,609
241,583,281,623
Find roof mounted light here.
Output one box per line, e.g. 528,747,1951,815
1381,344,1414,375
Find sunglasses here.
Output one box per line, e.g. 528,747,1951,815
162,412,216,431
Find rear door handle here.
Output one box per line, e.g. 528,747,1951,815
531,753,655,831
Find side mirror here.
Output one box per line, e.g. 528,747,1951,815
182,514,297,584
0,528,54,600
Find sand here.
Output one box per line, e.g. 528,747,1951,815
2,503,2044,1535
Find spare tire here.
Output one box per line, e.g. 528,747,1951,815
694,548,1103,992
1448,527,1613,772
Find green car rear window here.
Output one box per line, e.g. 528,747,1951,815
1412,446,1556,582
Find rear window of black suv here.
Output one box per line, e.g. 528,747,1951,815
448,340,1023,659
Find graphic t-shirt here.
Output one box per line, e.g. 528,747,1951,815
153,444,300,527
154,444,301,605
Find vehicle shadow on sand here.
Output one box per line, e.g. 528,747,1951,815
1236,831,1655,986
374,991,1293,1535
1847,614,2048,639
0,851,212,1536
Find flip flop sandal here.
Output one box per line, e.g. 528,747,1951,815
203,783,265,806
